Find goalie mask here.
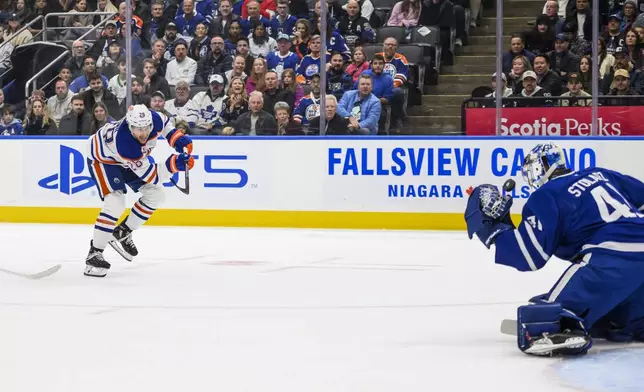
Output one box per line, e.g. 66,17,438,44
126,104,153,143
521,143,568,190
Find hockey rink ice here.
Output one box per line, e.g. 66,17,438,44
1,223,643,392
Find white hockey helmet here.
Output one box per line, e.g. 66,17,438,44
126,104,153,138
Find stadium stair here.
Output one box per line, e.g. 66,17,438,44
407,0,544,134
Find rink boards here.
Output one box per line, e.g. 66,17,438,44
0,136,634,229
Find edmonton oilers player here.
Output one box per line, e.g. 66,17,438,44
465,142,644,356
85,105,194,277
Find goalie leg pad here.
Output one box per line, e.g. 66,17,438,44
518,303,592,356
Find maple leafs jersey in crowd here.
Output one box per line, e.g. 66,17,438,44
266,50,299,80
293,94,319,125
494,167,644,272
337,16,374,46
87,110,181,186
268,14,297,38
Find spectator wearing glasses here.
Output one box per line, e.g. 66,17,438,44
69,56,109,93
165,81,200,131
65,40,90,79
196,35,233,84
269,0,297,38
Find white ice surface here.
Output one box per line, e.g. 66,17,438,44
0,224,611,392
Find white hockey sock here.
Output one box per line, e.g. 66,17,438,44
93,212,119,249
126,199,157,230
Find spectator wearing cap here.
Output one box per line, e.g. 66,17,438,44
58,95,93,135
502,33,535,73
564,0,592,41
262,70,295,115
560,72,591,106
107,56,135,104
150,91,168,113
249,21,277,58
166,40,198,86
225,90,277,135
550,33,580,86
176,0,215,26
602,46,644,94
46,79,74,127
533,54,563,96
97,40,123,79
143,1,169,45
192,74,228,134
90,20,119,60
165,81,199,131
339,0,375,47
0,25,13,77
293,73,321,127
621,0,638,31
266,33,299,80
225,55,248,91
69,56,110,93
326,51,353,101
485,73,513,98
241,1,271,36
175,0,208,37
188,23,211,62
4,13,32,47
142,58,171,99
210,0,240,38
268,0,297,39
295,35,330,84
604,14,626,55
524,14,556,56
606,68,641,105
337,73,381,135
81,73,122,118
510,70,554,107
163,22,191,62
308,95,351,135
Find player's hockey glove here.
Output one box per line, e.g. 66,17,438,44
465,184,514,249
166,153,195,173
168,129,194,154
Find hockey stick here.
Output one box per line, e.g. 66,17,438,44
170,148,190,195
0,264,61,280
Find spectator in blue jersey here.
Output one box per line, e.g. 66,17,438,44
296,35,330,84
356,54,405,129
162,22,190,61
225,20,244,54
338,0,375,47
241,0,270,36
269,0,297,38
0,105,23,135
188,23,211,61
266,33,299,79
293,73,321,126
327,51,353,100
311,0,340,34
197,35,234,84
337,73,381,135
69,56,109,93
176,0,215,25
175,0,208,36
249,21,277,57
316,18,351,61
263,70,295,115
142,1,168,45
210,0,240,38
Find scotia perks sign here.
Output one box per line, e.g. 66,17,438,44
465,106,643,136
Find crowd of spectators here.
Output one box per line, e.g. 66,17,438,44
482,0,644,107
0,0,472,136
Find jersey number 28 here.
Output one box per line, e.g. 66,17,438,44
591,184,644,223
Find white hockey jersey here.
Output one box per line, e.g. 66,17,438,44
191,90,226,127
87,110,181,188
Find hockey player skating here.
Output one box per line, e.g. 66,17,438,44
85,104,194,277
465,142,644,356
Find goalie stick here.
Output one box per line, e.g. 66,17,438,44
0,264,61,280
500,319,518,336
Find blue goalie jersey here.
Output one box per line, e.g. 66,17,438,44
495,167,644,272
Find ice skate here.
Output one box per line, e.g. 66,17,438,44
109,221,139,261
84,242,111,277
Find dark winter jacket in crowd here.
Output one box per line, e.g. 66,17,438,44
144,74,171,99
196,52,234,85
23,116,58,135
538,69,563,96
308,114,351,135
231,110,278,135
549,50,580,84
502,49,535,74
58,111,93,135
262,88,295,116
602,68,644,95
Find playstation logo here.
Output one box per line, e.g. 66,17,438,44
38,145,95,194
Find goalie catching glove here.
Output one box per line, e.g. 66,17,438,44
464,184,515,248
166,153,194,173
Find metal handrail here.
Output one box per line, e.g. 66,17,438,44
25,51,70,98
76,13,118,42
43,11,116,42
0,15,43,52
